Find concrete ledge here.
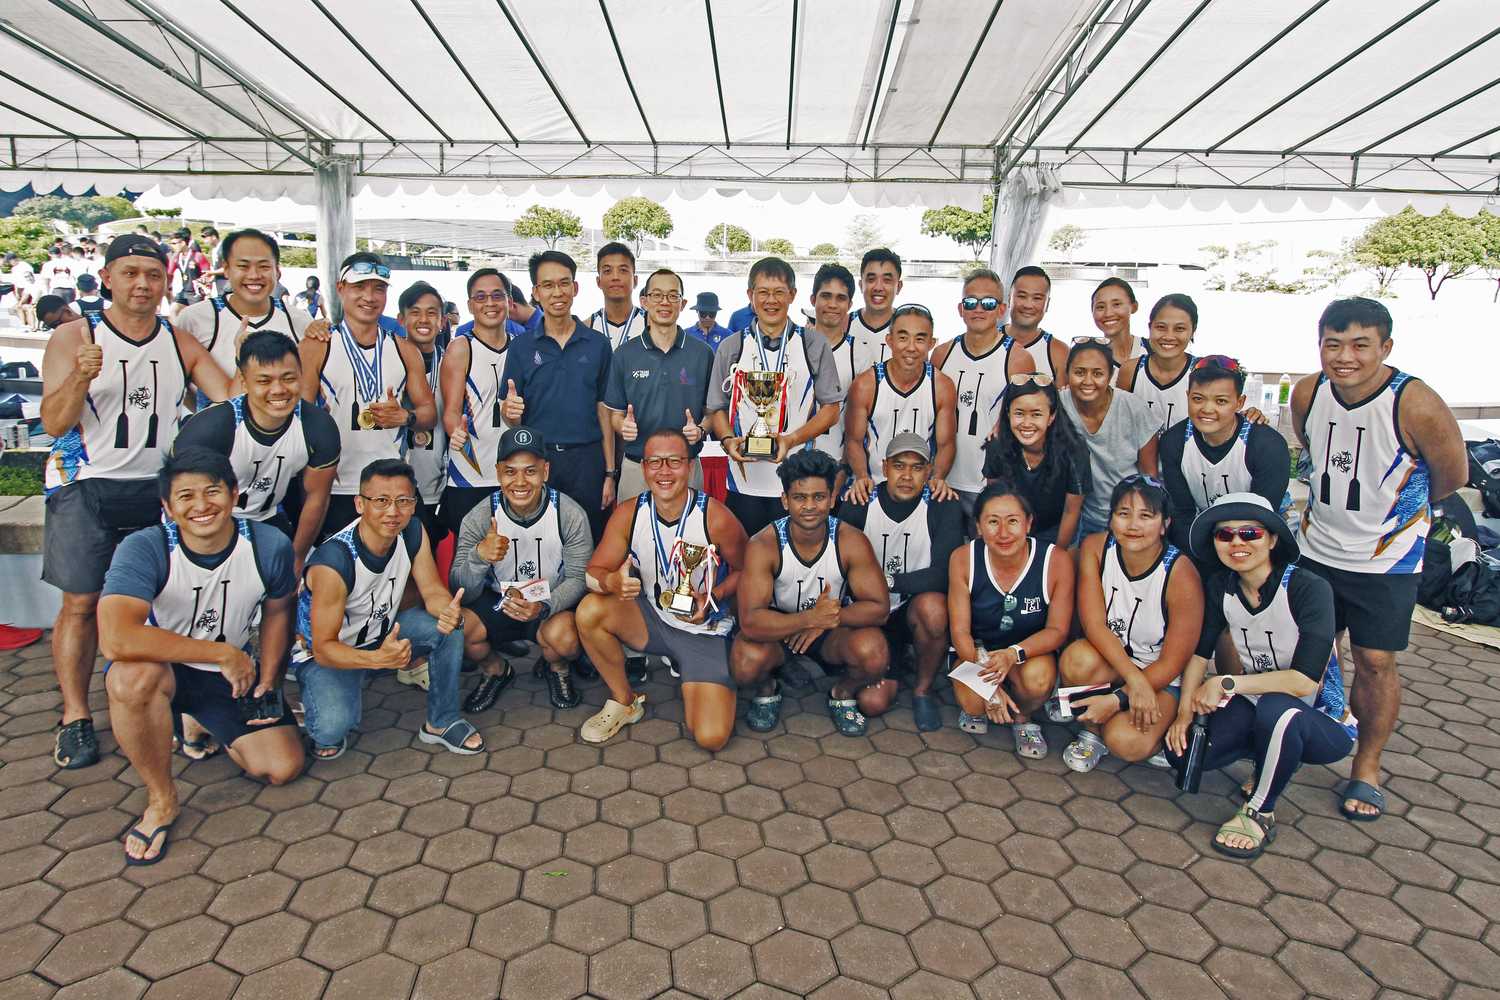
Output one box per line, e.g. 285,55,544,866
0,495,43,554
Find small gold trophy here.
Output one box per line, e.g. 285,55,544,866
740,370,785,459
660,541,710,617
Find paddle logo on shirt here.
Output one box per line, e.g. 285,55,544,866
194,607,219,633
1331,450,1353,473
128,386,152,409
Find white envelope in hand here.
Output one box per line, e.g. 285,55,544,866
947,659,998,702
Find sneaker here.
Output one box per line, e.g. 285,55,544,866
745,684,783,732
545,667,581,710
912,694,942,732
54,718,99,770
397,662,430,691
1145,750,1171,769
1062,731,1109,773
580,694,646,743
828,696,867,737
958,712,989,735
1012,722,1048,760
463,667,514,713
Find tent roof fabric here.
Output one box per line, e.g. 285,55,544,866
0,0,1496,207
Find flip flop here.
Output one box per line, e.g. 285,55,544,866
1340,779,1385,822
1212,805,1276,860
311,737,347,761
178,736,221,761
124,821,174,867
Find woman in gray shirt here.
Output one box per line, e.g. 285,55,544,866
1058,339,1160,537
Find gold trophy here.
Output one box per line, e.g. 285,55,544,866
660,541,710,617
358,407,378,429
740,370,785,459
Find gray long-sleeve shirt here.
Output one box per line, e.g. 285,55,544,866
450,489,593,616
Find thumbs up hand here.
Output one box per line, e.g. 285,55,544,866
233,315,252,352
476,528,508,564
807,582,842,630
75,342,103,381
371,385,406,427
501,378,525,424
369,622,412,669
682,408,702,446
621,403,638,442
611,557,642,600
449,422,469,452
436,588,465,635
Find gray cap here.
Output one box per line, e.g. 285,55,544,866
885,432,932,462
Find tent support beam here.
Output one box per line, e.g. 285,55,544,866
1356,76,1500,156
317,157,356,324
598,0,656,145
703,0,730,146
496,0,590,145
858,0,901,149
785,0,798,148
410,0,518,144
927,0,1004,148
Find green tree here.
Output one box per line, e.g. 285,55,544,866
1475,209,1500,303
143,207,182,218
1301,243,1357,293
513,204,582,249
762,237,794,257
920,195,995,259
1350,208,1419,297
279,247,317,268
1404,207,1485,299
810,242,839,258
1199,240,1303,294
705,223,752,255
602,197,673,254
1047,223,1087,261
14,194,139,229
0,216,57,267
844,214,888,257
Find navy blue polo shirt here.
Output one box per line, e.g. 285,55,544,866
501,319,612,446
605,328,715,462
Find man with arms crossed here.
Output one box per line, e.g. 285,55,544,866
577,429,749,748
706,257,842,538
848,248,903,371
295,459,484,759
732,450,894,736
839,434,965,732
100,449,305,864
844,303,960,504
1290,297,1466,821
42,234,232,770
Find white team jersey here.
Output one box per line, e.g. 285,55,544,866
1007,328,1060,382
726,324,820,498
1128,354,1194,432
1300,370,1429,574
771,516,848,613
864,361,938,483
46,313,187,490
317,324,407,496
304,519,412,652
488,488,566,593
1099,537,1181,670
808,332,860,463
1180,419,1254,513
590,307,647,351
152,518,269,672
938,334,1014,492
177,294,309,388
227,396,312,521
409,346,447,503
447,333,511,489
860,484,933,610
849,309,891,372
628,489,733,636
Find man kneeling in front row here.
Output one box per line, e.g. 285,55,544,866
100,448,306,866
733,449,895,736
577,428,749,748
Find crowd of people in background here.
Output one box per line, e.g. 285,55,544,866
35,228,1469,869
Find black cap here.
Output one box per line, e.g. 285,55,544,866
105,234,168,267
497,426,547,462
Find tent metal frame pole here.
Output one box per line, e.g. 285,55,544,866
1284,27,1500,154
1356,76,1500,156
1208,0,1441,153
785,0,798,149
1067,0,1211,149
1133,0,1331,151
410,0,518,144
495,0,591,145
927,0,1005,148
45,0,320,169
1436,123,1500,159
859,0,901,149
597,0,656,145
0,99,85,139
217,0,395,144
703,0,731,146
0,65,135,138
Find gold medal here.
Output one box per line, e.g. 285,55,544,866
358,408,377,430
413,430,432,447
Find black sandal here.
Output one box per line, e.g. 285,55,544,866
463,666,515,713
546,667,581,710
54,718,99,770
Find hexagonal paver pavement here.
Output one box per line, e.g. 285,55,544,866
0,625,1496,997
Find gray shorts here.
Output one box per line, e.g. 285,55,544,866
635,596,733,689
42,478,160,595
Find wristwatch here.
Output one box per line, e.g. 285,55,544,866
1220,676,1236,693
605,468,621,481
1010,645,1027,664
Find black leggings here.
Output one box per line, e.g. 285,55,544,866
1187,692,1354,812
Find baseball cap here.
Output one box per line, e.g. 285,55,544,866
338,253,390,285
104,234,169,267
497,426,547,462
885,432,932,462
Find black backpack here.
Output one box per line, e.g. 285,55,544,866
1467,439,1500,518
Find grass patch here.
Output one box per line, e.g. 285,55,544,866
0,464,43,496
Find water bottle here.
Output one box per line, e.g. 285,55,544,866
1243,373,1263,413
1175,714,1209,793
1277,373,1292,406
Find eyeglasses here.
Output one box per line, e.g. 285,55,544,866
642,455,689,471
1214,525,1267,543
1008,373,1054,387
1071,336,1112,346
1119,473,1164,489
960,296,1001,311
343,260,391,280
751,287,792,302
893,303,933,320
470,291,508,303
1194,354,1243,372
360,494,418,512
645,290,682,304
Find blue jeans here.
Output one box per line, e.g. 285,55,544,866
294,607,464,749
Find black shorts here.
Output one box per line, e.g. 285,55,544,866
42,478,160,594
634,596,733,689
472,587,542,645
1298,557,1420,652
168,662,295,747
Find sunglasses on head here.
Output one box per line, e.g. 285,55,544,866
960,295,1000,311
1194,354,1243,373
1071,335,1111,346
893,303,933,320
1120,473,1164,489
1214,525,1267,543
1008,372,1054,387
343,260,391,279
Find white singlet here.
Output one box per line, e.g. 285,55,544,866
316,324,408,496
1128,354,1194,432
297,520,414,653
863,361,937,483
447,332,511,490
849,308,891,373
150,518,269,672
1180,419,1255,512
859,484,933,610
177,293,309,390
938,334,1014,493
1098,537,1181,669
408,345,447,504
488,488,566,593
590,307,647,352
227,396,312,521
627,489,732,636
770,516,848,613
808,331,861,463
726,323,820,498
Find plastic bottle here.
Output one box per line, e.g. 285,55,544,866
1278,373,1292,406
1243,373,1263,412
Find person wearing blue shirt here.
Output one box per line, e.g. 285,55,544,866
728,303,754,333
500,251,616,541
508,278,544,334
688,291,731,351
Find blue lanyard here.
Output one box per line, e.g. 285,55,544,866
338,322,383,404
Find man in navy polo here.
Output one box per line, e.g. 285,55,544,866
500,250,615,541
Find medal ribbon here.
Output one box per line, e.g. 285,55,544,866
650,492,690,590
338,322,383,405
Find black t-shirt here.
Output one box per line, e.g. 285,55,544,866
837,491,966,596
175,398,341,472
982,438,1091,535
